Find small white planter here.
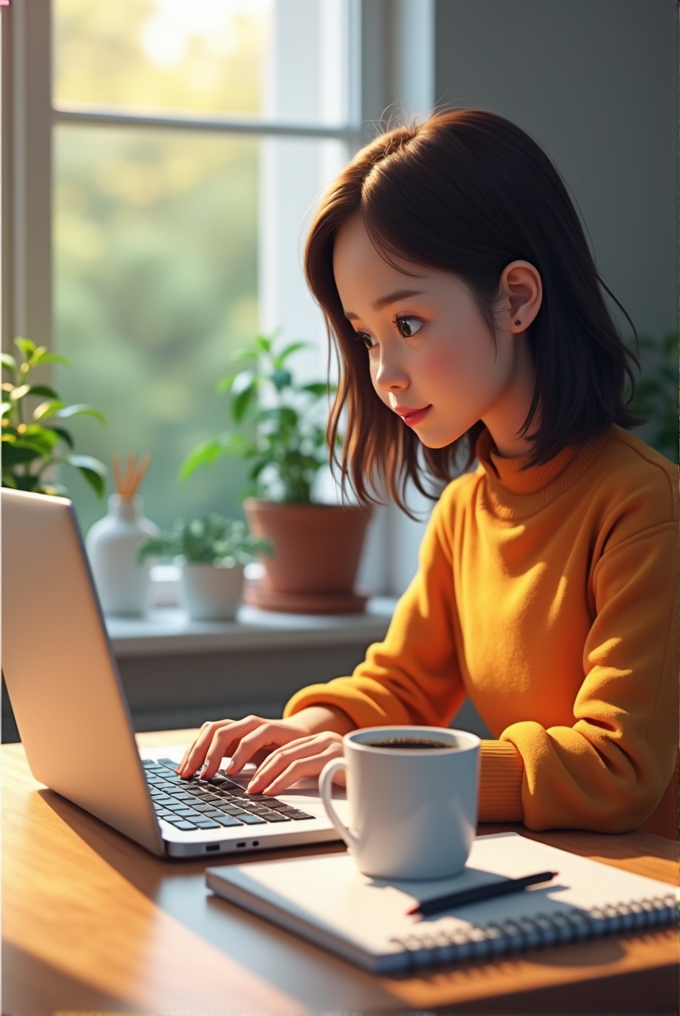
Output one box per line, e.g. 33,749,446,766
180,562,245,621
86,495,159,617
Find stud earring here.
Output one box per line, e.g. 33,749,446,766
514,319,521,326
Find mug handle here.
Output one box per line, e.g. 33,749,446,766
319,757,358,852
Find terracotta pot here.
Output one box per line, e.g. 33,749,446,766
243,499,372,614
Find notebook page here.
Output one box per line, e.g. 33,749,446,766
207,832,675,963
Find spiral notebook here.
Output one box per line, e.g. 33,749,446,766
206,832,677,973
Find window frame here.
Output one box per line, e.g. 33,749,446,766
2,0,436,596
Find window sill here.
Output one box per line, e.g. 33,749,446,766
106,597,397,658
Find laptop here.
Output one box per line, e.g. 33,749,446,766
2,488,347,858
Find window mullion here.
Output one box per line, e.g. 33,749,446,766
10,0,52,353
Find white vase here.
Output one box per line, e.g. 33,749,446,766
86,495,159,617
180,562,245,621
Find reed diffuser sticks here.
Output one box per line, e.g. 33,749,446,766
111,452,151,501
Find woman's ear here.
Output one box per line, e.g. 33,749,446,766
499,261,542,333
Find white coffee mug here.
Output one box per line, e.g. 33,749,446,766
319,726,480,880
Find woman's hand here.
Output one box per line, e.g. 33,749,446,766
176,715,317,781
245,731,346,795
175,705,355,784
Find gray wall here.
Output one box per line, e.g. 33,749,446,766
435,0,677,341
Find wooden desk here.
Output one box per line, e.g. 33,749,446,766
3,731,677,1015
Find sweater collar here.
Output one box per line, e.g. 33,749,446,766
475,427,613,517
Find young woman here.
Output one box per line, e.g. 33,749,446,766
178,110,677,834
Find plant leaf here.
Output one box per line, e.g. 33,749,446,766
48,425,75,448
30,351,72,369
1,401,11,417
216,372,237,393
33,399,66,422
271,368,292,392
179,432,254,480
14,337,36,360
273,340,308,368
1,443,42,466
9,384,30,401
60,453,107,475
76,466,107,497
1,354,17,372
230,346,258,364
23,384,60,399
254,334,272,354
54,404,106,424
302,382,334,397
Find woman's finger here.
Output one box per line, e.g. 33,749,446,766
177,720,217,770
257,743,345,796
246,734,342,793
223,720,310,777
178,715,264,777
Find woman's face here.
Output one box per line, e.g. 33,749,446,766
332,216,540,458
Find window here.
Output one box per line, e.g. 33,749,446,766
50,0,358,534
4,0,435,595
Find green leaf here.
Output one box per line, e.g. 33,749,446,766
273,340,308,368
54,404,106,424
19,427,60,453
1,353,17,372
179,432,254,480
48,425,75,448
216,372,237,393
271,368,292,392
254,334,272,354
1,443,42,467
302,382,333,397
230,346,258,364
55,454,107,498
9,384,30,401
61,453,107,475
1,401,11,417
29,351,72,369
230,371,258,422
14,337,36,360
33,399,66,422
75,466,107,498
20,384,60,400
1,473,18,489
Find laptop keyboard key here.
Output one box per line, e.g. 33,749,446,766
214,815,244,827
237,814,266,825
193,819,221,829
168,820,198,830
260,812,291,822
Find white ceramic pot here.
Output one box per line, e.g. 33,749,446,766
86,495,159,617
180,562,245,621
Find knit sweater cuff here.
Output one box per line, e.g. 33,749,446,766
478,740,525,823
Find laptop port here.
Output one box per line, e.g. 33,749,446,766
236,841,246,848
252,840,260,847
205,844,220,852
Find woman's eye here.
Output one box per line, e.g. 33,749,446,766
356,331,377,349
395,315,423,338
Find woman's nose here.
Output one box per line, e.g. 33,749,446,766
374,349,409,392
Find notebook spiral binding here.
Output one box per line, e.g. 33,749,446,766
389,895,677,967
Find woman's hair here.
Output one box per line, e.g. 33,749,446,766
305,109,640,511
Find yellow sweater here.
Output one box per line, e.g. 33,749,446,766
285,427,677,833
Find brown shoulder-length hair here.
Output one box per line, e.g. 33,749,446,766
305,109,640,511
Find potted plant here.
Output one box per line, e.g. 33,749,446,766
179,335,372,614
1,337,106,497
138,514,273,621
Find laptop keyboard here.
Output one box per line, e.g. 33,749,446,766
142,759,315,832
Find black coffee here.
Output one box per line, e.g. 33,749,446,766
364,737,456,750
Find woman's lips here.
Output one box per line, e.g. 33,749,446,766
395,405,431,427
